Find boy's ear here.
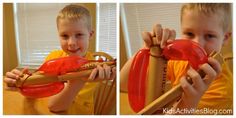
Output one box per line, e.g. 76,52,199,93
223,32,232,45
89,30,94,39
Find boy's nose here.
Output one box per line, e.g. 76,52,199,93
192,37,204,47
68,37,76,46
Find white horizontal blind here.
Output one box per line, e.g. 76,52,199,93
15,3,68,67
97,3,116,58
15,3,116,67
121,3,183,58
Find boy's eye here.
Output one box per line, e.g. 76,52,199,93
61,34,69,39
205,34,216,42
206,34,216,39
183,32,194,38
76,33,83,38
185,32,194,37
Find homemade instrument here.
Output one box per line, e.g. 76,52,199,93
128,39,224,114
8,52,116,99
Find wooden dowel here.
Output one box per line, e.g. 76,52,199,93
99,79,116,114
145,46,167,105
14,64,116,87
138,84,182,114
58,69,93,82
95,81,107,114
18,73,59,87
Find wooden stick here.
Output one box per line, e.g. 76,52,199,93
139,84,182,114
94,82,102,114
13,62,116,87
94,81,107,114
99,78,116,114
145,46,167,105
138,51,224,115
100,82,116,114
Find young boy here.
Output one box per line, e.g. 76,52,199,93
120,3,232,114
4,4,116,114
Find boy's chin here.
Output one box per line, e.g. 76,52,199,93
67,51,85,57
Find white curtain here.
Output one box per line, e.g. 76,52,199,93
121,3,183,58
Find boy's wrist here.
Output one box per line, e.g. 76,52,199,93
67,79,85,87
150,46,163,58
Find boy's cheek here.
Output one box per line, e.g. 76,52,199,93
204,45,221,55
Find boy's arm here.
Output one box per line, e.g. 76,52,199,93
120,55,135,92
48,63,115,112
48,79,85,112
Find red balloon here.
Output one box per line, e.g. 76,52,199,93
38,56,89,75
163,40,208,70
128,40,208,112
20,56,93,98
20,82,64,98
128,49,150,112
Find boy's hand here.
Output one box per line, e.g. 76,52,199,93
178,57,222,109
89,64,116,81
4,67,29,91
142,24,176,49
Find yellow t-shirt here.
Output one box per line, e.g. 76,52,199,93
167,60,233,114
45,50,98,114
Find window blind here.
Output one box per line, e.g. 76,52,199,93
15,3,116,67
121,3,183,58
15,3,68,67
97,3,117,58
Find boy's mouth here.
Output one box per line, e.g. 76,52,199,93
67,48,80,53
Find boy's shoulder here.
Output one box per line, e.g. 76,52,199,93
45,50,95,60
85,51,95,60
45,50,67,61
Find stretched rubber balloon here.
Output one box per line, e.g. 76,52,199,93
162,40,208,70
20,56,93,98
128,40,208,112
128,49,150,112
38,56,90,75
20,82,64,98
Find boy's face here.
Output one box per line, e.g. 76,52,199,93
181,10,228,55
57,19,93,56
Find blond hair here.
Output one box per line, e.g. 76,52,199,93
181,3,232,32
56,4,92,30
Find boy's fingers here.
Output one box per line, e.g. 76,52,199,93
169,29,176,40
200,63,217,86
6,72,18,79
142,32,152,48
166,39,174,44
88,68,98,81
103,64,111,79
208,57,222,74
110,67,116,80
11,69,21,76
187,67,205,92
97,65,105,79
161,28,170,48
152,24,162,45
180,76,196,97
4,77,16,85
5,86,19,91
21,67,30,75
